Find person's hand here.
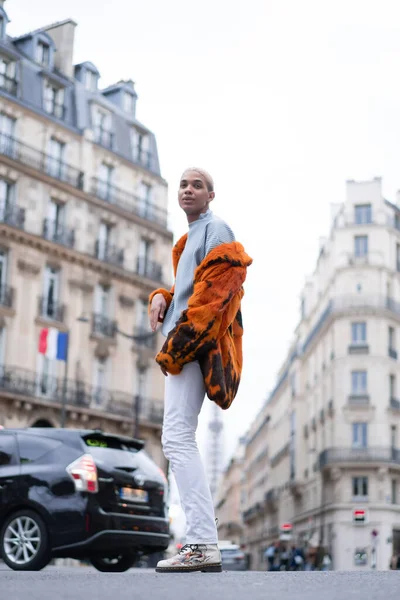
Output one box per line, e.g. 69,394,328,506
150,293,167,331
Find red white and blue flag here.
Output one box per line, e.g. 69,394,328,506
38,328,69,361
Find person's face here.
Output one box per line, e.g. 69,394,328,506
178,170,215,222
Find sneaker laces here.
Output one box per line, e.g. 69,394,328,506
178,544,200,555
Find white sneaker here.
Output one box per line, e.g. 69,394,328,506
156,544,222,573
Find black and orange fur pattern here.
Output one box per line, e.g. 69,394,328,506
149,235,252,409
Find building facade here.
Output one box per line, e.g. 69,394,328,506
218,177,400,570
0,6,172,468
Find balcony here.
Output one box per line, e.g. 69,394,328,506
0,285,14,309
0,364,163,427
389,347,398,360
91,177,168,228
91,313,117,339
0,133,84,189
38,296,65,323
134,327,157,350
0,73,18,96
94,126,114,150
0,204,25,229
136,257,163,282
95,241,124,268
42,219,75,249
348,343,369,355
319,447,400,469
348,394,370,407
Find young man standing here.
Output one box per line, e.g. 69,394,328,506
149,168,252,573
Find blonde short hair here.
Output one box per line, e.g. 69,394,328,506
181,167,214,192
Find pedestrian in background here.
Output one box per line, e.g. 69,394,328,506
149,168,252,573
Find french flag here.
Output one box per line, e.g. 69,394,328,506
38,328,69,361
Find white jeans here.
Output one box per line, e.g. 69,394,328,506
162,361,218,545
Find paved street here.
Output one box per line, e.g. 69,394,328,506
0,567,399,600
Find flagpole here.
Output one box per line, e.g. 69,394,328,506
60,331,69,428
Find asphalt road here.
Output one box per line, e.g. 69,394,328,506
0,567,400,600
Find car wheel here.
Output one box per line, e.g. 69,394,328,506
90,553,137,572
0,509,51,571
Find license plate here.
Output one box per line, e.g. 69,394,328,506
119,487,148,502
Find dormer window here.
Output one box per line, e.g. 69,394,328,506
131,129,151,169
44,81,65,120
0,57,17,96
85,70,98,92
93,106,113,149
36,40,50,67
123,92,134,114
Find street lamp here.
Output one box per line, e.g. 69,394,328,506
76,314,158,438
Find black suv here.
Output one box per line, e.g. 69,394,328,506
0,428,170,571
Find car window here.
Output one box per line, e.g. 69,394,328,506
17,434,62,464
0,433,18,466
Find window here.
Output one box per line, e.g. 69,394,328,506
138,238,153,276
123,92,134,113
389,326,396,350
0,433,17,466
351,322,366,345
36,40,50,66
392,480,398,504
0,113,15,156
0,248,8,306
0,180,14,224
97,163,114,201
352,423,368,448
352,476,368,498
138,182,153,218
45,199,64,242
97,222,112,260
132,130,151,167
397,244,400,272
37,353,55,397
354,235,368,257
85,70,97,91
93,108,112,148
390,374,397,399
289,411,296,481
95,284,111,317
355,204,372,225
44,82,64,119
0,324,5,366
43,265,60,319
0,57,16,94
93,358,108,405
47,138,65,179
136,299,148,333
17,434,61,464
351,370,367,395
392,425,398,449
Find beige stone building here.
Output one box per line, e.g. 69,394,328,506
0,7,172,469
219,178,400,571
215,443,245,545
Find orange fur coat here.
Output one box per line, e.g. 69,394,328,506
149,234,252,409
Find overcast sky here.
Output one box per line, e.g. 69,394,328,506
7,0,400,464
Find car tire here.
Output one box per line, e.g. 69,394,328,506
89,552,137,572
0,509,51,571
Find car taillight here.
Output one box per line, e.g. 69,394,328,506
66,454,98,494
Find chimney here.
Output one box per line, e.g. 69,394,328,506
43,19,77,78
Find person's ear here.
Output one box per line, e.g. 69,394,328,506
209,191,215,202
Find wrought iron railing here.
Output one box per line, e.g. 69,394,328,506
42,219,75,249
136,256,163,282
0,204,25,229
91,177,168,228
38,296,65,323
92,313,117,338
94,240,124,268
0,364,163,425
319,447,400,469
0,133,84,189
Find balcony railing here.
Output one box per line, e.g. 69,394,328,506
136,257,163,282
0,204,25,229
0,74,18,96
348,394,370,406
38,296,65,323
0,133,84,190
95,241,124,268
92,313,117,338
42,219,75,249
319,447,400,469
0,364,163,425
91,177,168,228
134,327,157,350
94,126,114,150
0,285,14,309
